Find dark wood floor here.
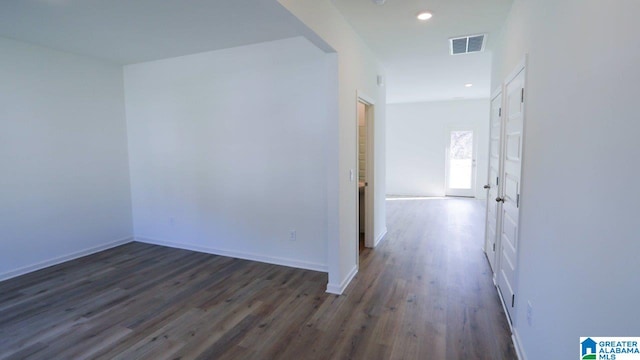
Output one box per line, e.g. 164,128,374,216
0,198,516,359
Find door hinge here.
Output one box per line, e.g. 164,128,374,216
512,294,515,307
516,193,520,208
499,107,502,117
492,243,496,252
521,88,525,103
496,177,499,186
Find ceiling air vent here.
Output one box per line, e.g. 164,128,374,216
449,34,486,55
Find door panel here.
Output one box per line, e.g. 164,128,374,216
484,92,502,272
497,66,525,324
491,139,500,157
506,134,521,160
504,175,519,203
502,211,518,250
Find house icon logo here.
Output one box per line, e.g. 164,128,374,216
581,337,597,359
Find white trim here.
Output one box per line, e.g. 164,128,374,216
0,236,134,282
326,264,358,295
491,85,503,101
356,90,375,106
505,55,527,85
512,328,528,360
373,227,387,247
134,237,328,273
490,87,503,103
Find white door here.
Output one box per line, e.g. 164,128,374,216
496,65,526,323
484,91,503,273
445,129,476,197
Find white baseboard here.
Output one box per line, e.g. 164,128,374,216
513,328,528,360
326,264,358,295
134,236,328,273
0,236,134,282
373,227,387,247
325,228,386,295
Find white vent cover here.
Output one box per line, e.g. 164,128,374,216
449,34,486,55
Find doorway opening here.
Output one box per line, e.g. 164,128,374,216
445,129,476,197
356,95,374,264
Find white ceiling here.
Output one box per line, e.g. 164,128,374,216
0,0,327,65
0,0,511,102
333,0,513,103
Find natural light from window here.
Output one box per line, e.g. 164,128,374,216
448,130,473,189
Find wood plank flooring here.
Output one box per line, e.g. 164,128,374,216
0,198,516,359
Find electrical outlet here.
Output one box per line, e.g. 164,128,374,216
526,301,533,326
289,230,296,242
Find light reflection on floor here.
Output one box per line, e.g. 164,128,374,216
386,196,474,201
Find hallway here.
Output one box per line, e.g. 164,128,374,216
352,197,517,358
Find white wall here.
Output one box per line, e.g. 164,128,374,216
0,1,386,294
386,99,489,199
279,0,387,293
124,37,334,271
493,1,640,358
0,37,133,279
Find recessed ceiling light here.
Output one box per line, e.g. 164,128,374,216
465,83,473,87
416,12,433,21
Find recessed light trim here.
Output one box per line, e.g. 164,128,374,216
465,83,473,88
416,11,433,21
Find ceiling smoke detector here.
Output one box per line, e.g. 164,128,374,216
449,34,486,55
372,0,386,5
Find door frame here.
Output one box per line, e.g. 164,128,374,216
356,91,375,262
444,127,477,197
